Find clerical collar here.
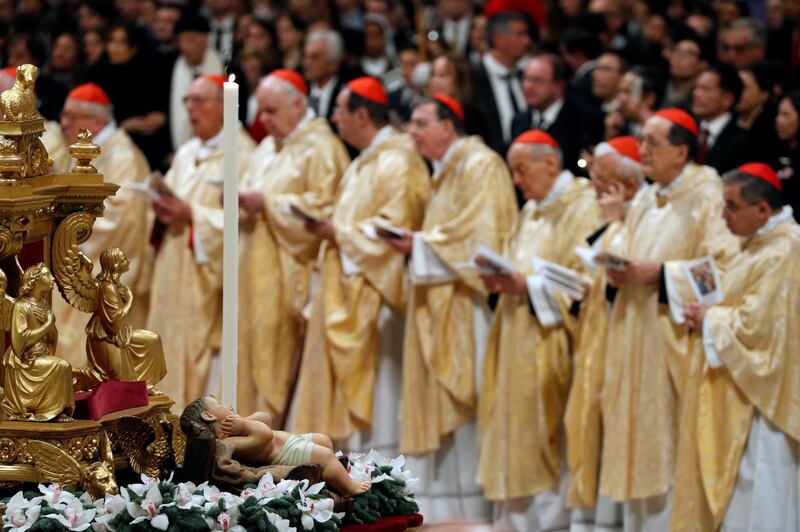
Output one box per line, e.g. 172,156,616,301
533,98,564,130
93,121,117,146
196,128,224,160
656,164,688,199
432,137,460,175
699,112,732,146
285,108,316,141
362,125,393,156
756,205,794,237
539,169,573,209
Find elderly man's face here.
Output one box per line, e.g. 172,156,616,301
407,102,450,160
303,39,336,83
184,78,223,141
590,153,639,202
60,99,107,143
521,58,562,110
718,27,764,69
507,143,559,201
722,181,770,237
257,79,305,139
640,116,686,185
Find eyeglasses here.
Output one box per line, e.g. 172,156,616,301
719,42,754,54
182,95,220,107
671,46,700,58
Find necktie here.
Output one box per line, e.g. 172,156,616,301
504,73,520,115
309,92,321,115
697,126,709,163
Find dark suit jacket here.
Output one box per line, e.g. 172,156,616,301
702,118,751,175
471,62,507,155
510,96,604,176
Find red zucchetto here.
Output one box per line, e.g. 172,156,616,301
346,77,388,106
67,83,111,106
269,69,308,96
512,129,560,149
738,162,782,191
430,93,464,122
654,108,698,136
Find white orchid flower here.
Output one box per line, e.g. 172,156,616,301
296,486,334,531
2,493,41,532
173,483,204,510
207,512,246,532
37,483,76,507
126,484,174,530
91,495,125,532
264,510,296,532
44,497,96,531
126,475,160,497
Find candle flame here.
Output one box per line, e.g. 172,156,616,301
228,74,236,83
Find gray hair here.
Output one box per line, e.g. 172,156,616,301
306,29,344,63
728,18,766,46
525,144,563,169
593,143,644,185
258,75,308,106
69,99,114,123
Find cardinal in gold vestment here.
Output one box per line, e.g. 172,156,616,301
477,133,600,528
146,76,254,409
237,71,349,421
389,96,516,519
289,79,429,440
599,111,738,525
671,165,800,531
53,83,154,369
564,137,645,511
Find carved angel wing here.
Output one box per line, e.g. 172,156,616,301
117,416,158,478
52,212,99,312
27,440,82,490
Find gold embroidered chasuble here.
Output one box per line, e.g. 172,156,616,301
398,136,517,455
564,219,626,508
599,163,739,501
289,128,430,440
477,177,600,500
146,127,254,408
671,216,800,531
237,117,349,418
53,127,154,368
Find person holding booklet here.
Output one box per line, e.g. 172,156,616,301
670,163,800,530
235,70,349,425
53,82,155,370
287,77,430,458
476,129,600,531
145,75,255,409
386,93,516,521
564,136,644,528
598,109,738,529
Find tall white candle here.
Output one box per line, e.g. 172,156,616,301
222,74,239,410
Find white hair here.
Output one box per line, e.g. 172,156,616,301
593,142,644,184
306,30,344,63
526,144,563,169
69,100,114,123
258,75,307,107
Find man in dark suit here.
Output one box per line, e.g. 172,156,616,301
692,63,751,174
511,53,603,175
303,29,357,123
472,11,531,154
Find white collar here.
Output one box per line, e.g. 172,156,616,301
362,125,393,156
283,108,316,140
539,169,573,208
656,164,688,198
700,112,732,140
93,121,116,146
756,205,794,237
311,75,337,96
196,127,225,160
483,52,515,77
432,137,461,175
534,97,564,128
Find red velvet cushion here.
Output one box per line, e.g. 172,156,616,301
73,380,148,420
341,514,424,532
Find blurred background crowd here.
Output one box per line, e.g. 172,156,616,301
2,0,799,207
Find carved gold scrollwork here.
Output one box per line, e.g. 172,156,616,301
52,212,98,312
0,226,23,261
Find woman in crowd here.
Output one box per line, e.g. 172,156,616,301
776,90,800,219
427,52,487,137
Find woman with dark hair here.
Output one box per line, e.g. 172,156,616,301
45,31,85,90
275,12,305,70
775,90,800,219
427,52,488,137
737,63,779,163
86,20,171,170
81,28,106,68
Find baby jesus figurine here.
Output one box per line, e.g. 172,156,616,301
180,396,371,497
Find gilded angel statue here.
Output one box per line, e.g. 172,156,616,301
0,263,75,422
65,247,167,393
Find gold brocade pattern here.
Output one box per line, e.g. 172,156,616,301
600,163,739,501
237,118,349,418
564,221,625,508
477,178,600,500
53,128,154,368
671,220,800,530
146,127,255,409
289,129,430,440
398,137,517,455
